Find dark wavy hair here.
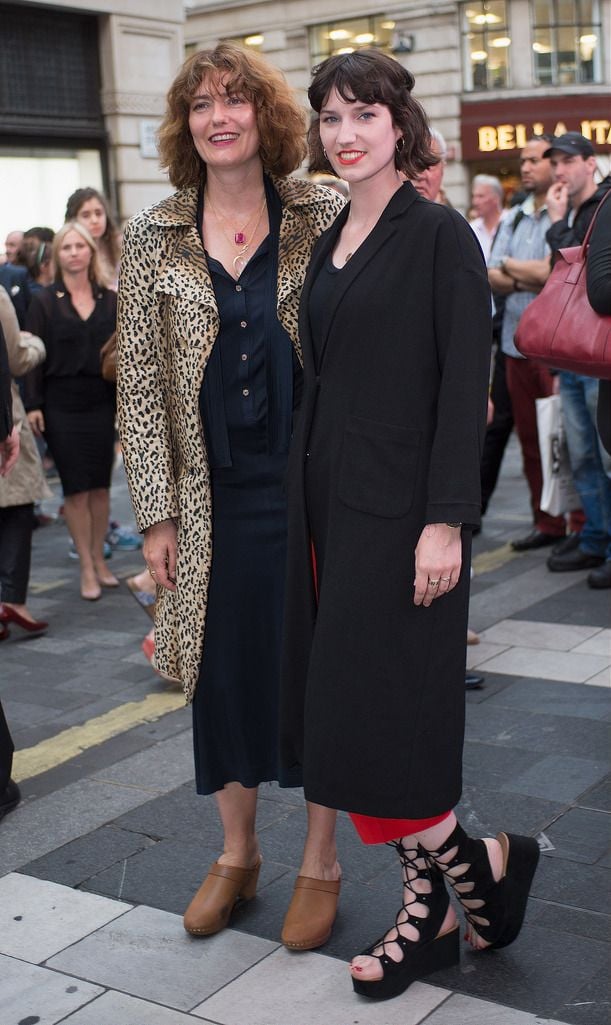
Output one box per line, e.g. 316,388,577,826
158,43,308,189
65,188,121,269
307,50,437,180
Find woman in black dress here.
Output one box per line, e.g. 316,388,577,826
25,222,118,601
282,51,540,1000
117,44,345,948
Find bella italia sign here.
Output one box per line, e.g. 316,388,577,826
478,119,610,152
461,96,611,161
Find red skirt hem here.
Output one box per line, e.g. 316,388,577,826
349,811,452,845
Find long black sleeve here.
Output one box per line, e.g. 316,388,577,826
0,325,12,441
586,195,611,316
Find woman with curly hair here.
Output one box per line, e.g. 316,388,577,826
116,43,345,947
65,188,121,290
281,50,540,1000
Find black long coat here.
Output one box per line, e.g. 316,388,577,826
280,184,492,819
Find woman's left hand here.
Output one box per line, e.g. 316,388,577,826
413,523,462,607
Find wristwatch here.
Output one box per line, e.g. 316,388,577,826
446,522,462,528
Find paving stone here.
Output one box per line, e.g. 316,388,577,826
532,855,610,914
456,783,562,838
527,901,610,944
60,990,207,1025
474,647,609,683
500,755,610,804
89,729,194,791
514,588,611,630
192,946,449,1024
583,668,611,687
0,873,131,962
467,641,509,668
539,808,610,865
0,778,161,873
565,968,611,1025
469,565,587,633
465,704,611,763
484,678,611,720
462,740,544,791
424,992,572,1025
0,954,103,1025
579,776,611,812
480,620,599,651
431,921,608,1023
48,903,278,1010
572,629,611,657
21,824,156,888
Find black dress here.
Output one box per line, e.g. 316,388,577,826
192,181,302,795
25,286,117,496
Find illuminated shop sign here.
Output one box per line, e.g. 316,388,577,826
461,97,611,160
478,120,610,151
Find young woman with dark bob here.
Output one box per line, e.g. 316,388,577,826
281,50,540,1001
116,43,345,949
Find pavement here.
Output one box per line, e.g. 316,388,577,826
0,437,609,1025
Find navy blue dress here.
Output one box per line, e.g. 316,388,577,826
192,181,302,795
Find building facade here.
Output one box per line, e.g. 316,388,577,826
185,0,611,208
0,0,183,241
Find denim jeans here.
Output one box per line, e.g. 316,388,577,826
559,372,611,559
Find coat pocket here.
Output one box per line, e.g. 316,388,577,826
337,415,421,518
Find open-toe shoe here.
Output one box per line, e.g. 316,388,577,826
351,842,459,1001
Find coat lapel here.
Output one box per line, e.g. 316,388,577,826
307,185,418,371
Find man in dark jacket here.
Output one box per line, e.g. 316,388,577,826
544,132,611,588
0,325,22,820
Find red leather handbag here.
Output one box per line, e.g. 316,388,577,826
515,191,611,379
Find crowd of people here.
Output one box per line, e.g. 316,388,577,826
1,40,609,1005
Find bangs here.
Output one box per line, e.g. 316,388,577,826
316,60,391,109
309,51,414,113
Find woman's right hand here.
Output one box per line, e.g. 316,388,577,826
27,409,45,435
143,518,177,592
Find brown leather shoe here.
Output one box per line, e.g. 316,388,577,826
281,875,341,950
183,857,262,936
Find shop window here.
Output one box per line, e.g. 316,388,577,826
462,2,510,91
532,0,602,84
309,17,396,66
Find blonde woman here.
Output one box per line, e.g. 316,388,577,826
25,222,117,601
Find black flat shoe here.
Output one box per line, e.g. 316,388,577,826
551,531,581,556
511,529,560,552
588,561,611,589
351,842,459,1001
465,673,485,690
547,549,605,572
0,779,21,820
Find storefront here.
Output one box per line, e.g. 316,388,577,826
461,94,611,198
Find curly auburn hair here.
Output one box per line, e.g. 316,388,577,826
307,50,438,180
52,221,104,289
158,43,308,188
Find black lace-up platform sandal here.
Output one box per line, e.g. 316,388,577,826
423,821,540,950
351,841,459,1001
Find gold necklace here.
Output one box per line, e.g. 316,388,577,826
205,191,267,275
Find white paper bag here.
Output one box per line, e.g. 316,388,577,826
536,395,580,516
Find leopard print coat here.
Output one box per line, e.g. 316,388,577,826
117,175,344,701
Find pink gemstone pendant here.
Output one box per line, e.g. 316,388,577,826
235,232,246,245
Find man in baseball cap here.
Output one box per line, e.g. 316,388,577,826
543,131,595,160
545,133,611,588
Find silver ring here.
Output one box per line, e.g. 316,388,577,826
440,576,451,582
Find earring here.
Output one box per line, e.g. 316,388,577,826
396,137,405,153
323,147,328,158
